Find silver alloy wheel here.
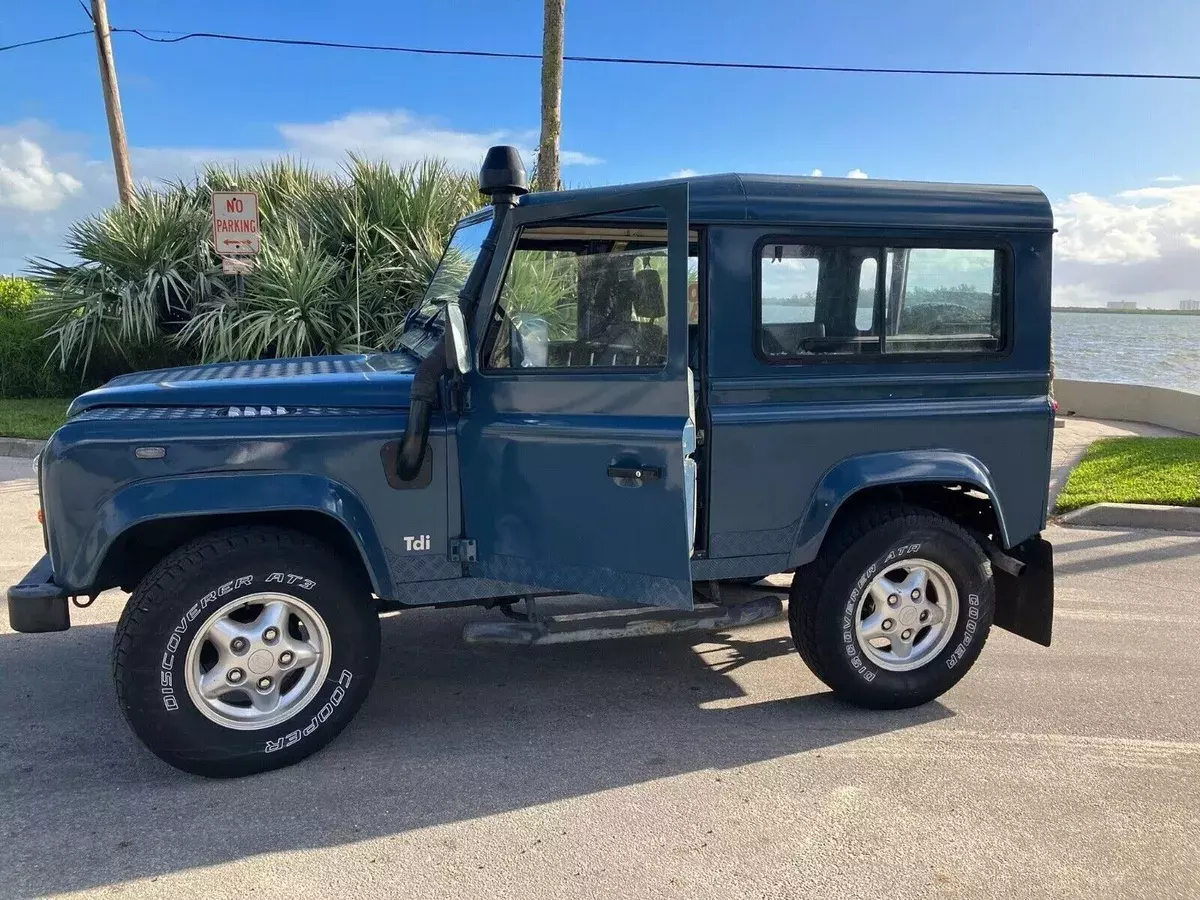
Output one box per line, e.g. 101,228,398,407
184,592,332,731
853,558,959,672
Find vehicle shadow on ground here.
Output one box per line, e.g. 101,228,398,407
1054,534,1200,575
0,601,951,896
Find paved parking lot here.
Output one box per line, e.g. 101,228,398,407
1,452,1198,899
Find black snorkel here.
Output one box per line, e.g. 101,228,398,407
396,146,529,480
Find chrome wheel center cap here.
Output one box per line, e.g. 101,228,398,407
899,607,920,627
248,649,275,675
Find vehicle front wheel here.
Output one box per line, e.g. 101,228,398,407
112,527,380,777
789,505,995,709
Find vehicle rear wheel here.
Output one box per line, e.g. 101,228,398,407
112,526,380,777
789,505,995,709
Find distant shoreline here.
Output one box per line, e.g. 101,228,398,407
1053,307,1200,316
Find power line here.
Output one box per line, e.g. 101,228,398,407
115,27,1200,82
4,24,1200,83
0,30,92,53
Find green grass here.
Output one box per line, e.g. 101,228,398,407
1056,437,1200,513
0,398,71,440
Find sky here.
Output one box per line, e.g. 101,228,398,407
2,0,1200,307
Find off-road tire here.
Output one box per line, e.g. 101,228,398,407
112,527,380,777
789,504,995,709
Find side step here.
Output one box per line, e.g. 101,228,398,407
462,595,783,646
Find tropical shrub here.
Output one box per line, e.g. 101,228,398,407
0,275,40,313
0,278,84,398
29,156,483,378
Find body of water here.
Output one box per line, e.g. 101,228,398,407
1053,312,1200,394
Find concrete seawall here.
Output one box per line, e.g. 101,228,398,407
1055,380,1200,435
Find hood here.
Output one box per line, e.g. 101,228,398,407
68,353,419,417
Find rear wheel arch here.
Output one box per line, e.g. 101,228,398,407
789,451,1011,568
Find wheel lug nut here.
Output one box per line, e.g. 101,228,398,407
911,589,921,600
279,651,294,666
887,594,899,607
230,637,248,653
257,676,272,690
920,610,929,622
227,668,244,684
901,629,913,640
882,619,894,631
263,627,279,643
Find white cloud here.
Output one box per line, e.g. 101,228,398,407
1053,181,1200,306
1155,175,1183,183
277,111,601,170
846,168,869,179
0,135,83,212
668,168,699,179
809,168,823,177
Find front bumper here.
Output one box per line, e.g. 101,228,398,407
6,555,70,633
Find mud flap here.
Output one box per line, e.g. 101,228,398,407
993,536,1054,646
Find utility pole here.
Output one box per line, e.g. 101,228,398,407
90,0,135,205
537,0,565,192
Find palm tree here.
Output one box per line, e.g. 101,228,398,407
30,157,481,374
537,0,566,192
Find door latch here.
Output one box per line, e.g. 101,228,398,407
606,465,663,483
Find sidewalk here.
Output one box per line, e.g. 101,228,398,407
1049,416,1185,507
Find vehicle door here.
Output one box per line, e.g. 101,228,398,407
457,185,696,608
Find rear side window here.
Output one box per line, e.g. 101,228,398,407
759,243,881,358
883,248,1002,354
758,242,1005,360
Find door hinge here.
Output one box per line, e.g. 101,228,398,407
449,538,477,563
448,380,471,413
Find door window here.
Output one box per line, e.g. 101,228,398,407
486,225,696,370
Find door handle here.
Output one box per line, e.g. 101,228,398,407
607,465,662,483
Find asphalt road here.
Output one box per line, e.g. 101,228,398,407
1,455,1198,900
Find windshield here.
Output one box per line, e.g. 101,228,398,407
396,214,491,360
417,215,493,315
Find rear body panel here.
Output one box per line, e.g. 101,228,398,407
700,222,1054,574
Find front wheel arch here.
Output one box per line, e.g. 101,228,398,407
96,511,376,599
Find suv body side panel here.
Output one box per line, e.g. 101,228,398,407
703,224,1054,562
40,410,456,599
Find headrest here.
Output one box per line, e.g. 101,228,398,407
634,268,665,319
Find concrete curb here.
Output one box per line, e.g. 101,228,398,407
1060,502,1200,533
0,438,46,460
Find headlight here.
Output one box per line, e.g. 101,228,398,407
31,453,40,475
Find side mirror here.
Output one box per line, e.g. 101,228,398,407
444,303,473,375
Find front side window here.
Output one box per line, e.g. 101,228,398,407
486,223,696,370
759,241,1005,360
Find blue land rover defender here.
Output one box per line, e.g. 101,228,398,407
7,147,1055,777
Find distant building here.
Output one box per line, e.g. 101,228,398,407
1107,300,1138,310
1181,299,1200,311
